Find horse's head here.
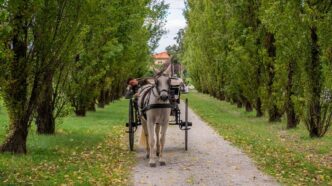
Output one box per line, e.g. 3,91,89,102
154,73,170,102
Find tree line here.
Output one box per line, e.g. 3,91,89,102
0,0,167,154
181,0,332,137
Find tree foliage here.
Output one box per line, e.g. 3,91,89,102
182,0,332,137
0,0,168,153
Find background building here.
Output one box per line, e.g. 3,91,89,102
153,51,170,65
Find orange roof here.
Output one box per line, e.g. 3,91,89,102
153,52,170,59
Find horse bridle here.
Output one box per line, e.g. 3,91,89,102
154,74,171,96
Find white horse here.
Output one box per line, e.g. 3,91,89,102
138,73,171,167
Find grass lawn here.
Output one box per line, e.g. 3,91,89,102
0,99,134,185
182,92,332,186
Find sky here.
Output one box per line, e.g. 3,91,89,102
155,0,186,53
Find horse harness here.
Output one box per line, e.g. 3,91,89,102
139,75,175,115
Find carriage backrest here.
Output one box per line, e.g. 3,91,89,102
170,78,183,87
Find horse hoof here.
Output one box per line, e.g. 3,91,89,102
149,163,156,167
160,161,166,166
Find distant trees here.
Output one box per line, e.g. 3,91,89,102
182,0,332,137
166,28,185,59
0,0,167,153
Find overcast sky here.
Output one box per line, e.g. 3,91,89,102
155,0,186,53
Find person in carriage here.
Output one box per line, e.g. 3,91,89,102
125,78,147,99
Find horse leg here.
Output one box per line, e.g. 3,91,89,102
147,121,156,167
155,124,160,157
159,123,169,166
141,119,150,159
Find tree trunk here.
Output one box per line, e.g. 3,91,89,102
286,59,299,129
218,91,226,101
0,119,28,154
269,105,282,122
265,32,282,122
220,74,226,101
234,96,243,108
254,54,263,117
306,26,322,137
1,4,30,154
256,97,263,117
36,72,55,134
237,101,243,108
36,113,55,134
225,96,230,102
105,89,111,105
75,105,86,116
211,90,217,99
88,99,96,112
98,89,106,108
240,95,253,112
286,102,298,129
245,102,253,112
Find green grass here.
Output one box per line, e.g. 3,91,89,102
0,100,134,185
182,92,332,186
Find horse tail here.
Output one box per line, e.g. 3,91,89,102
139,119,147,147
139,128,147,147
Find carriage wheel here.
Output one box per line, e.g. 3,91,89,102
128,99,135,151
185,98,189,151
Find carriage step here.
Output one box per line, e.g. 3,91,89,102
180,121,192,127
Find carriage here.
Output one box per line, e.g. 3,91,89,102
125,76,192,151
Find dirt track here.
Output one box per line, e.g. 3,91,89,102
132,103,279,186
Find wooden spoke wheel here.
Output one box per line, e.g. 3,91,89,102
128,99,135,151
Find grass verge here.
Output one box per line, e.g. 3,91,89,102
0,99,134,185
182,92,332,186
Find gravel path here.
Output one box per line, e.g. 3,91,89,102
132,103,279,186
